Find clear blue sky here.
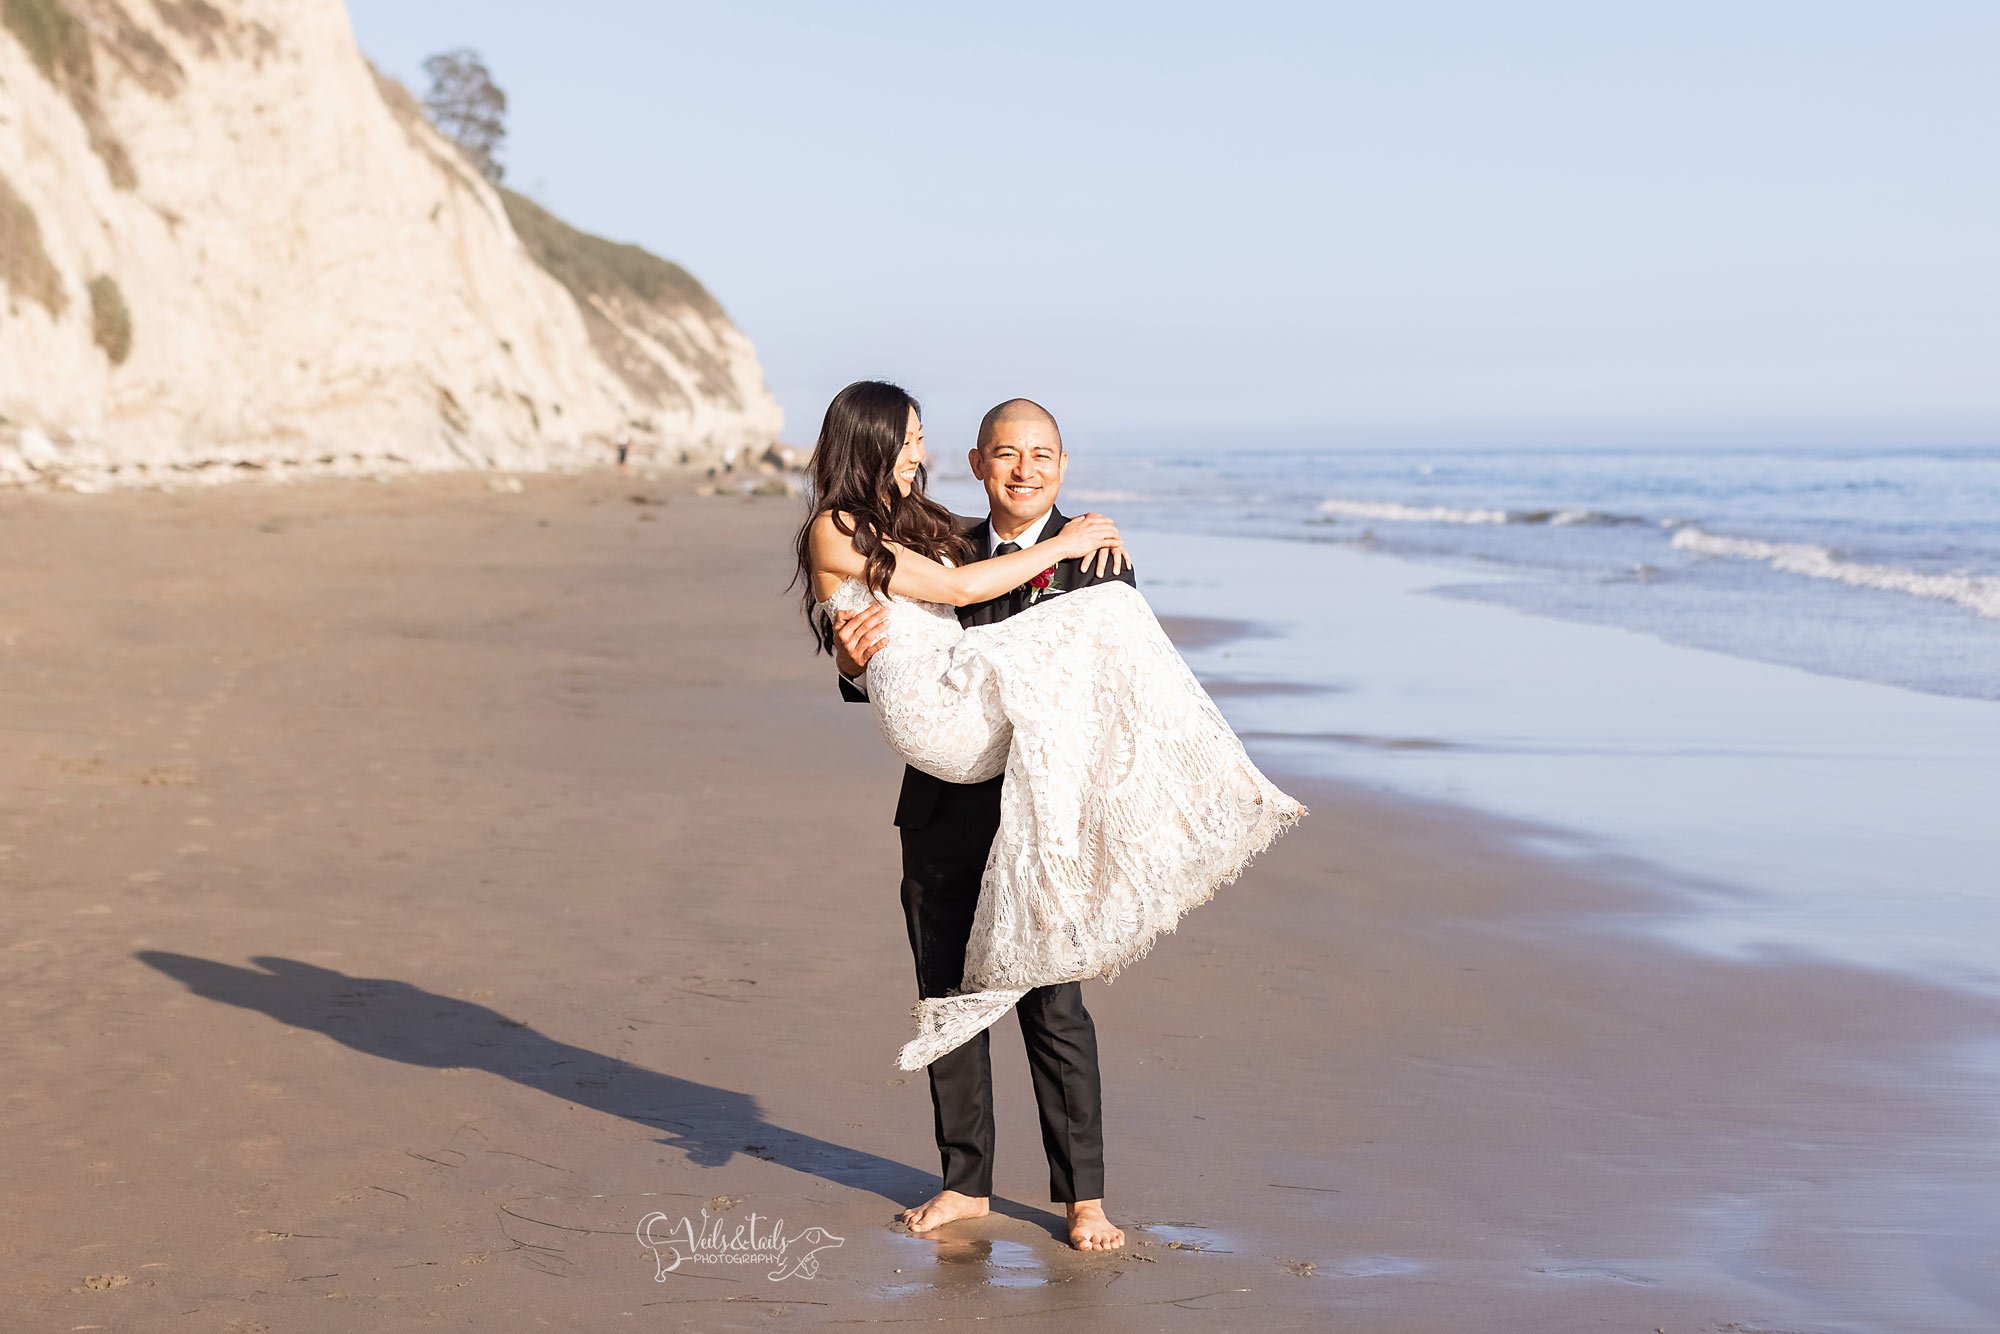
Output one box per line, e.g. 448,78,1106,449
345,1,1997,451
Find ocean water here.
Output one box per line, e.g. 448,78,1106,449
928,446,2000,991
1047,446,2000,701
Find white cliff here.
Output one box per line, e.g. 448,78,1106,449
0,0,781,489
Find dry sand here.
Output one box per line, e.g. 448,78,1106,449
2,472,1994,1332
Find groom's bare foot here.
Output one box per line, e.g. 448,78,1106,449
1066,1199,1125,1251
901,1189,989,1234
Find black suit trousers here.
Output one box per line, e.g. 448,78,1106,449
898,773,1105,1203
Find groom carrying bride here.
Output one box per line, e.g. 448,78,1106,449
832,398,1132,1252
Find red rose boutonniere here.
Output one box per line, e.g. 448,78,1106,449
1028,566,1057,603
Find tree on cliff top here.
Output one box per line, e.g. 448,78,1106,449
421,48,506,183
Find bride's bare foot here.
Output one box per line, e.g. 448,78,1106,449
901,1189,989,1234
1066,1199,1125,1251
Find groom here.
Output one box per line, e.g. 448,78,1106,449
833,398,1133,1251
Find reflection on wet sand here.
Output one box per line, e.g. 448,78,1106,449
882,1233,1051,1295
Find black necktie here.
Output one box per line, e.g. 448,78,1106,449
994,541,1020,556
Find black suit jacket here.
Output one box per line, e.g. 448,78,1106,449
838,506,1140,830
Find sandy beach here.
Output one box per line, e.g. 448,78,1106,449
3,471,1996,1332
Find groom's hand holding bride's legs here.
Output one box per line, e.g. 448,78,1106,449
833,604,889,677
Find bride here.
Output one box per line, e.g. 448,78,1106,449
796,382,1305,1070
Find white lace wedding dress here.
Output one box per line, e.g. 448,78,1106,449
821,574,1306,1070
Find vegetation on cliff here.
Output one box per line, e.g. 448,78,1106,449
0,169,64,315
88,275,132,364
2,0,136,187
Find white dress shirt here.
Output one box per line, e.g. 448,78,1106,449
991,507,1056,551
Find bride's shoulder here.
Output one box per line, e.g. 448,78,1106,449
808,511,873,604
808,509,865,557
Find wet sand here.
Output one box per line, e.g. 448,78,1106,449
2,472,1995,1331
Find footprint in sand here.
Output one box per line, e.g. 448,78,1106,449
74,1272,131,1292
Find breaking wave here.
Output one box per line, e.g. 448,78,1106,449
1671,526,2000,620
1315,497,1643,527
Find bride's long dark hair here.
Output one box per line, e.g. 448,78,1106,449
792,380,974,655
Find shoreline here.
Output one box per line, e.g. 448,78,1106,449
1137,524,2000,999
2,472,1995,1330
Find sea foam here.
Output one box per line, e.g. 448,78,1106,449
1315,497,1637,526
1316,498,1514,524
1671,527,2000,620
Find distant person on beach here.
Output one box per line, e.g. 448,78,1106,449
794,381,1304,1251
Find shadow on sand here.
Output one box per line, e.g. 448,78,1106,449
136,952,1064,1234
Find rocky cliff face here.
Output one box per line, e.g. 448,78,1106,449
0,0,781,489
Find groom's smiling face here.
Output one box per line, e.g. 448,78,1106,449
970,417,1068,536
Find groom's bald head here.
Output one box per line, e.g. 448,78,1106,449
970,397,1069,534
975,398,1062,454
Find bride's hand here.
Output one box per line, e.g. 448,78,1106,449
1055,513,1121,565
